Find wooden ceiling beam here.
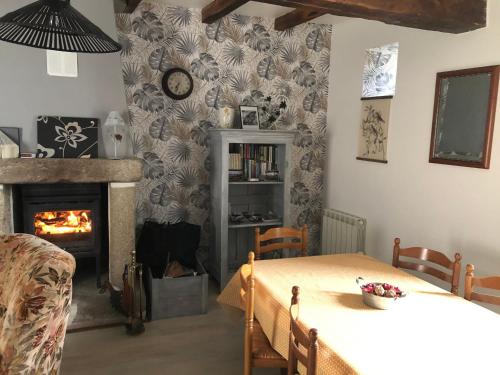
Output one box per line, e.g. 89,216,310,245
123,0,142,13
275,8,327,31
260,0,487,33
202,0,250,24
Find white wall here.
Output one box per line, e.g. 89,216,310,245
0,0,127,153
327,2,500,296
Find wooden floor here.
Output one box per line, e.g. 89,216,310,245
61,280,277,375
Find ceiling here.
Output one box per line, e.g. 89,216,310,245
116,0,350,26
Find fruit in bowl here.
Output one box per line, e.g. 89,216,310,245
356,277,407,310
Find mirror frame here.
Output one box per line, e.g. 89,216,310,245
429,65,500,169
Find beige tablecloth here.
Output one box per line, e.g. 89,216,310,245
218,254,500,375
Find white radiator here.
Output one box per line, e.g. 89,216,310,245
321,209,367,255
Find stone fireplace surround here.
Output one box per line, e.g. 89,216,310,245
0,158,143,290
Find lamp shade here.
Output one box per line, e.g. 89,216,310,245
0,0,121,53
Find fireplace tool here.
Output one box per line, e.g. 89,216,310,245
125,250,145,336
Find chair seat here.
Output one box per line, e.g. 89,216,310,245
252,320,287,367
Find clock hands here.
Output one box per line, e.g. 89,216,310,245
163,69,192,99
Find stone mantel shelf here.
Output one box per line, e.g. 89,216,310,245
0,158,143,184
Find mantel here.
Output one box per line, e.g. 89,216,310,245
0,159,143,184
0,158,144,289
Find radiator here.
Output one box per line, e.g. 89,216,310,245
321,209,367,255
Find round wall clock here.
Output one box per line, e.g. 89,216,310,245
162,68,194,101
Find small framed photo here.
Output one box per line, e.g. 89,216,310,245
240,106,260,130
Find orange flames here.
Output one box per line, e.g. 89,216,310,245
34,210,92,236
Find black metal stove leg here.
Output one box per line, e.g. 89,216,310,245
96,252,101,289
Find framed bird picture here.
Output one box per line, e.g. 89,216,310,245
357,98,392,163
37,116,99,159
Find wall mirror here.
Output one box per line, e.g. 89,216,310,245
429,65,500,169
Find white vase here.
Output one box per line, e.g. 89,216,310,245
102,111,132,160
218,107,235,129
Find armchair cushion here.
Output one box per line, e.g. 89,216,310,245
0,234,76,375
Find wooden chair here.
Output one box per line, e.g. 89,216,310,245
254,225,308,260
288,286,318,375
240,252,287,375
465,264,500,306
392,238,462,295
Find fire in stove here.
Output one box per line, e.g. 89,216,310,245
34,210,92,236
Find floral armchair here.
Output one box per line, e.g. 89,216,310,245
0,234,75,375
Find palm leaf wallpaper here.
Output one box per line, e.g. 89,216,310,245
362,42,399,98
117,2,332,253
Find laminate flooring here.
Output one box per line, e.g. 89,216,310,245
61,280,277,375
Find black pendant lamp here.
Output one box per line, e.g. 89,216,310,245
0,0,121,53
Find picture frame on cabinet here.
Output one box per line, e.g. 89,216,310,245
239,106,260,130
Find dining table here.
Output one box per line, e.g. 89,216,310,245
218,253,500,375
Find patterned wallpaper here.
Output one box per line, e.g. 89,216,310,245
116,2,331,253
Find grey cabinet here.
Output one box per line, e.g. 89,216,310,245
208,129,296,289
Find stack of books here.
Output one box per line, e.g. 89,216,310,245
229,152,242,181
229,144,279,181
229,153,242,170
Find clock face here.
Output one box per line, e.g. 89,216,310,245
162,68,193,100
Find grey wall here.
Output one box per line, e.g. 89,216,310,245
0,0,127,153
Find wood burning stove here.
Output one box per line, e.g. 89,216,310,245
14,183,107,288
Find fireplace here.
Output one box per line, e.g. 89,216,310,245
14,183,108,288
0,158,142,290
34,210,92,237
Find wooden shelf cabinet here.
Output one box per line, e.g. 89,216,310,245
208,129,296,289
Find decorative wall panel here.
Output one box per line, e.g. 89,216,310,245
117,2,331,252
362,42,399,98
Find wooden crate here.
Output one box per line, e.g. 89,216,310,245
145,258,208,321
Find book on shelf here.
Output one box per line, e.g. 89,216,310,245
229,153,242,171
228,144,279,181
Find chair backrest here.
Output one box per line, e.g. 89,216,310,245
255,225,308,260
288,286,318,375
392,238,462,295
241,252,255,375
465,264,500,306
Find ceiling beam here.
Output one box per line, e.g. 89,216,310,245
261,0,487,33
123,0,142,13
275,8,328,31
202,0,250,24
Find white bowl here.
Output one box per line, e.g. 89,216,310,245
357,278,407,310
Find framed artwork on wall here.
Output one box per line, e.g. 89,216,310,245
362,42,399,99
37,116,99,159
240,106,260,130
429,65,500,169
357,98,391,164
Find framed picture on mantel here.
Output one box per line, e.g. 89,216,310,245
429,65,500,169
36,116,99,159
0,127,21,158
